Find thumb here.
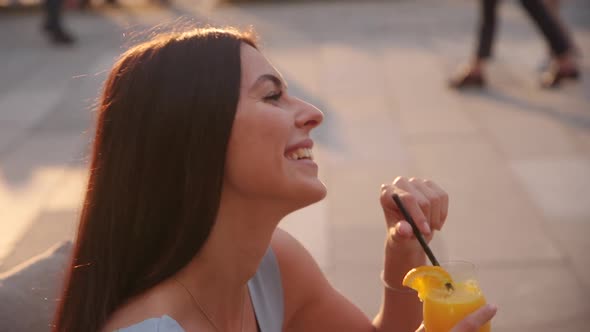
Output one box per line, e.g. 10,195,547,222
450,304,497,332
388,220,414,242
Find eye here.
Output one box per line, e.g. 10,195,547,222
264,91,283,102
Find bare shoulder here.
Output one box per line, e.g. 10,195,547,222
270,228,326,290
270,228,372,332
269,228,326,294
269,228,326,329
270,228,319,272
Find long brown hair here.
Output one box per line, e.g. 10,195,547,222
52,27,258,332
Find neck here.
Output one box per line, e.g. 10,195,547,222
174,193,289,330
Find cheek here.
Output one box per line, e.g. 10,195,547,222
224,111,290,192
232,111,287,161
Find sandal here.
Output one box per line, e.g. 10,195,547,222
541,67,580,88
449,71,486,89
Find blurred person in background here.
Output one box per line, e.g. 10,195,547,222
43,0,75,45
450,0,580,89
542,0,581,61
51,27,496,332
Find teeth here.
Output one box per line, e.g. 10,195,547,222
287,148,313,161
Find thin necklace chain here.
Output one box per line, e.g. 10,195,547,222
173,277,245,332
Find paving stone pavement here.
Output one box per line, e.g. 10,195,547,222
1,0,589,330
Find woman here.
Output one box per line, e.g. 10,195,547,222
52,27,496,332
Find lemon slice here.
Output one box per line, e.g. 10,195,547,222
402,266,454,299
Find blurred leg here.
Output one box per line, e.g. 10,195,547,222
543,0,579,55
450,0,499,89
43,0,76,45
476,0,500,60
537,0,559,70
520,0,570,56
520,0,578,87
544,0,559,15
44,0,61,30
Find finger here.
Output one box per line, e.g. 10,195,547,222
424,179,449,225
411,178,441,231
380,184,404,229
389,220,414,242
379,184,400,218
393,177,431,235
450,304,497,332
381,185,418,238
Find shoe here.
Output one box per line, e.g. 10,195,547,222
43,26,76,45
541,67,580,88
449,71,486,89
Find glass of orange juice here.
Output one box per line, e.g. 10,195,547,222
403,261,490,332
422,261,490,332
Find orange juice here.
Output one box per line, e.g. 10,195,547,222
422,280,490,332
403,262,491,332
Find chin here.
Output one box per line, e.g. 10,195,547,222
293,180,327,208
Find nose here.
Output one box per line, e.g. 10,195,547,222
294,97,324,130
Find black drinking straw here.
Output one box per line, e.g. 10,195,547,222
392,193,454,291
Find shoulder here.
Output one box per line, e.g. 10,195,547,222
109,315,184,332
270,228,323,287
269,227,325,288
269,228,372,332
269,228,330,327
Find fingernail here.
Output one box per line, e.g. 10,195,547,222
488,304,498,312
401,222,412,236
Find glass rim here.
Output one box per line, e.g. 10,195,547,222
439,260,478,268
438,260,479,280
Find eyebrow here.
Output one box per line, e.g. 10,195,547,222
250,74,288,92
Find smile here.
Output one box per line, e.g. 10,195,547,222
285,148,314,161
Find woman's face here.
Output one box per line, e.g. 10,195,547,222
223,44,326,211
